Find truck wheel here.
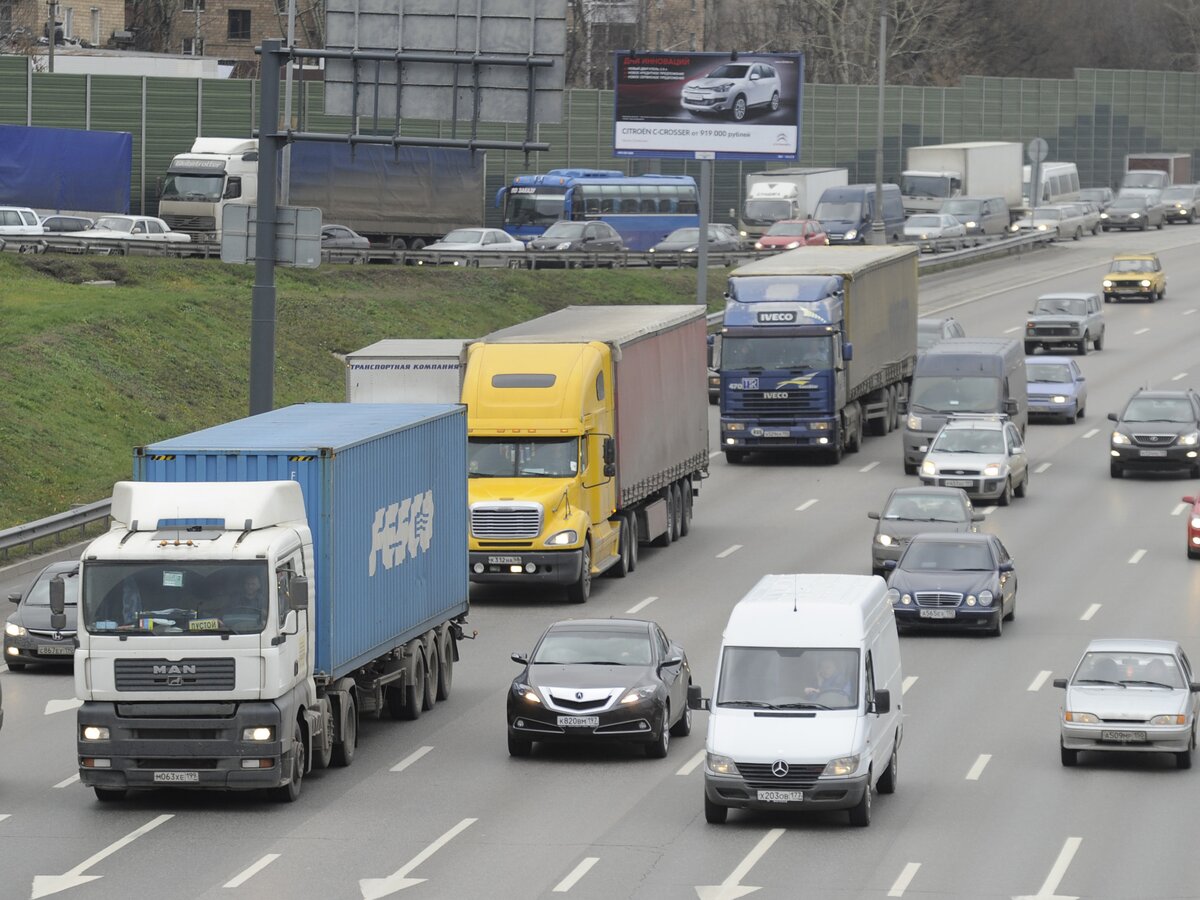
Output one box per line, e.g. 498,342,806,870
422,639,438,712
704,794,728,824
401,652,426,719
626,512,639,572
845,407,863,452
670,484,683,542
679,479,693,537
653,496,674,548
94,787,127,802
331,694,357,767
848,778,872,826
436,627,454,701
272,721,305,803
610,518,632,578
567,543,592,603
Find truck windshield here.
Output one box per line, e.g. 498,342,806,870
468,437,579,478
504,187,567,227
160,174,225,202
743,199,793,223
900,175,950,198
722,336,831,371
82,562,270,635
910,376,1002,414
717,646,859,710
813,200,862,221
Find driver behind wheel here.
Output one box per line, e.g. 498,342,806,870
805,655,853,699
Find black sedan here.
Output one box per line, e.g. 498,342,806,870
527,220,625,253
884,533,1017,637
508,618,692,758
5,561,79,669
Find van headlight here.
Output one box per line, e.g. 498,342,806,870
844,229,858,241
545,530,578,546
706,753,740,776
907,414,923,431
823,754,860,776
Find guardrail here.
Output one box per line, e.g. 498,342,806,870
0,499,111,560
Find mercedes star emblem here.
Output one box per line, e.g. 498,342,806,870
771,760,789,778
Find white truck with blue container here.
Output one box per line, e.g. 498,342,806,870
68,403,469,802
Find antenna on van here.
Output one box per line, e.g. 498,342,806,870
793,575,798,612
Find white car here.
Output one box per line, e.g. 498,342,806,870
423,227,525,266
83,216,191,243
903,213,966,252
0,206,44,236
919,415,1029,506
681,62,782,121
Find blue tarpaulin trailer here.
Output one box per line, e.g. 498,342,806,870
0,124,131,214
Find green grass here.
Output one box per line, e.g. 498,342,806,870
0,254,724,528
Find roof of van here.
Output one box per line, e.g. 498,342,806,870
722,574,887,648
916,338,1022,374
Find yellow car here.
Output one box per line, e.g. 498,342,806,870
1102,252,1167,303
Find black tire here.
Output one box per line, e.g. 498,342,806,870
769,90,780,111
1060,743,1078,767
877,745,898,794
271,721,305,803
331,694,357,767
508,731,532,757
1024,342,1037,355
1110,462,1123,479
990,609,1003,638
848,778,872,826
611,517,632,578
846,408,863,453
1077,337,1088,355
670,484,683,542
645,708,671,758
1094,331,1103,351
401,653,425,720
998,477,1013,507
94,787,127,802
731,96,747,121
627,512,639,572
1179,749,1194,770
421,641,438,712
436,628,454,701
567,542,592,602
704,794,728,824
1073,227,1081,241
724,449,746,464
904,462,918,476
679,479,693,537
653,495,674,548
670,689,693,737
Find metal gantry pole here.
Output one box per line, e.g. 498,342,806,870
280,0,297,204
870,0,887,244
697,158,712,305
249,39,283,416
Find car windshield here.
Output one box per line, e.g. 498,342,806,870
468,437,579,478
533,630,651,665
906,215,943,227
1034,297,1086,316
883,493,967,522
94,217,134,233
1027,363,1074,384
721,336,832,370
931,428,1005,454
1162,188,1193,201
1110,197,1145,210
1109,259,1153,273
901,540,994,571
1121,397,1194,423
705,64,749,79
159,173,225,202
23,567,81,606
1079,189,1107,201
665,228,700,242
910,376,1002,414
1073,651,1184,688
814,200,862,221
765,222,807,237
542,221,587,240
82,562,270,635
717,647,859,710
900,175,952,198
441,229,484,244
1032,210,1062,223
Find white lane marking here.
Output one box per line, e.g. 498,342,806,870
1184,308,1197,316
965,754,992,781
902,675,918,694
677,750,706,776
1014,836,1082,900
709,451,722,458
859,461,880,473
0,814,9,824
980,506,997,516
1173,372,1189,382
626,596,658,615
1081,603,1101,621
694,827,785,900
1028,670,1053,692
1134,327,1150,335
390,746,433,773
359,818,477,899
1003,325,1023,334
52,774,80,789
1082,428,1099,439
887,862,921,897
1129,549,1147,565
45,698,83,716
1035,462,1052,474
553,857,599,893
1173,503,1189,516
716,544,742,559
795,499,819,512
223,854,281,889
32,814,173,899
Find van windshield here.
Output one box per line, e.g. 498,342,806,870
717,647,859,710
910,375,1002,415
814,200,862,221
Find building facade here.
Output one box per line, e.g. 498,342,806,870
168,0,322,64
0,0,126,48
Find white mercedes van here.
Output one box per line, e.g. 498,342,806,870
690,574,903,826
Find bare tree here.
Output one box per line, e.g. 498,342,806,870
126,0,181,53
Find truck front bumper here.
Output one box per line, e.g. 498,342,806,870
704,770,869,813
721,419,836,451
469,549,583,586
77,700,289,791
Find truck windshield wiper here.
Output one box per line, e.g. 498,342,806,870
718,699,779,708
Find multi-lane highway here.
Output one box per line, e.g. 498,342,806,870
4,227,1200,900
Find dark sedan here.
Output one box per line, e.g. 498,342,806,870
868,486,982,576
884,533,1017,637
1109,389,1200,478
5,561,79,669
650,224,743,259
508,618,692,759
528,220,625,254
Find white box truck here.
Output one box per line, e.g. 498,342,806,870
345,339,470,404
735,168,848,240
901,142,1023,214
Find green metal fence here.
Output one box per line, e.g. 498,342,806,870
2,55,1197,223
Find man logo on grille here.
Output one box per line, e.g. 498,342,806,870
771,760,789,778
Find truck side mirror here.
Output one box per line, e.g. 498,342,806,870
291,576,310,611
842,342,853,362
871,689,890,715
687,683,710,711
603,437,616,465
49,576,66,630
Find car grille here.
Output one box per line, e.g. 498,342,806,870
1132,433,1178,447
549,694,614,712
470,504,542,539
728,392,825,415
114,658,235,691
938,467,981,476
160,214,215,234
1031,326,1075,336
737,762,826,789
26,628,76,639
915,592,963,608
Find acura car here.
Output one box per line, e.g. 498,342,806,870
5,561,79,669
1109,389,1200,478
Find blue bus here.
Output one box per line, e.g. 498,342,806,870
496,169,699,251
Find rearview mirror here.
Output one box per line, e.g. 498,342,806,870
1107,413,1118,422
290,575,310,611
971,512,985,522
1004,398,1019,416
999,561,1015,573
867,511,880,520
687,683,710,711
842,342,854,362
882,560,897,570
871,689,890,715
511,651,529,665
8,592,20,604
1052,678,1068,689
658,656,683,673
49,576,66,630
1184,497,1196,505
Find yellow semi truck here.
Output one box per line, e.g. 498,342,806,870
461,305,710,602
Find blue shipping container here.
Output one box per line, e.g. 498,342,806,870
134,403,468,680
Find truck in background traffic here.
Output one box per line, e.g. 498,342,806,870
159,138,485,248
71,403,469,802
735,167,848,240
461,306,709,603
717,245,919,464
900,141,1022,215
346,339,471,404
0,124,131,216
1122,153,1192,190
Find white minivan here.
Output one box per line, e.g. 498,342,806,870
689,574,904,827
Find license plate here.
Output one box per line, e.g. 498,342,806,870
487,556,522,565
762,430,789,437
944,479,973,487
757,789,803,803
37,644,74,655
1101,730,1147,743
1139,449,1168,457
557,715,599,728
153,771,199,783
919,609,956,619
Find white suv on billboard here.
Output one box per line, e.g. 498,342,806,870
681,62,781,121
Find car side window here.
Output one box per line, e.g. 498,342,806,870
655,627,671,659
1182,652,1194,681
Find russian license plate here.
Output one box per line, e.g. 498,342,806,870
557,715,599,729
487,556,522,565
919,609,956,619
37,644,74,656
944,479,973,487
762,430,789,437
757,789,803,803
1101,730,1147,743
153,771,199,783
1139,449,1168,457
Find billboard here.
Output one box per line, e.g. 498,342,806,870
613,52,803,161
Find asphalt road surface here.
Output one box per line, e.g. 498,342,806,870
3,226,1200,900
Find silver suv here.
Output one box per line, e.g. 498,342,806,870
919,415,1030,506
1025,292,1105,355
681,62,781,121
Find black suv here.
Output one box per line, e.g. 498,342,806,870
1109,389,1200,478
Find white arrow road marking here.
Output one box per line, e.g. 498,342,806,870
859,461,879,473
1080,604,1101,621
626,596,658,615
1174,503,1190,516
390,746,433,773
965,754,992,781
1013,836,1082,900
44,698,83,716
716,545,742,559
1133,327,1150,335
695,827,785,900
794,499,819,512
0,814,10,824
677,750,705,776
1035,462,1052,474
1173,373,1189,382
52,775,79,789
359,818,476,899
1028,670,1053,692
902,675,918,694
1081,428,1099,439
553,858,599,893
32,814,172,899
888,862,921,897
1128,549,1146,565
223,854,280,889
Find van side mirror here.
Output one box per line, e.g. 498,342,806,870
49,576,66,630
1052,678,1068,689
1004,398,1018,416
291,575,310,611
687,683,710,711
871,689,890,715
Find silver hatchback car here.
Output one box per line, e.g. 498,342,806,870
681,62,782,121
918,415,1030,506
1054,639,1200,768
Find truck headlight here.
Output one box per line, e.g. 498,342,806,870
907,414,923,431
1111,431,1131,445
920,459,937,476
823,754,860,776
982,463,1002,477
1180,432,1200,447
242,727,274,742
1150,714,1187,725
844,229,858,241
82,726,110,741
706,753,739,776
876,534,893,547
512,683,541,704
5,621,25,637
545,529,578,546
1064,711,1099,724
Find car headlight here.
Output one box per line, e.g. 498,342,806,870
546,529,578,546
1052,395,1067,404
978,590,994,607
876,534,893,547
907,414,923,431
921,459,937,476
1100,212,1109,219
1191,516,1200,529
512,682,541,704
1180,432,1200,447
885,588,900,602
1068,326,1079,334
1111,431,1131,445
900,592,912,605
683,246,697,253
242,726,274,741
620,685,657,705
753,241,764,250
554,241,572,250
5,621,25,637
966,221,978,228
1026,322,1037,331
785,241,801,249
844,228,858,240
739,230,748,237
823,754,860,777
1102,279,1113,287
647,247,656,253
982,463,1002,477
712,82,734,92
1064,711,1099,724
1130,213,1141,219
81,726,110,741
1140,280,1152,287
1010,224,1021,232
919,233,929,240
707,753,739,776
965,594,977,606
1150,714,1187,725
1037,224,1048,230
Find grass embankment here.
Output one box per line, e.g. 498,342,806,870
0,254,723,528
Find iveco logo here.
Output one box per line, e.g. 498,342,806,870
771,760,789,778
763,391,789,399
757,311,797,323
153,664,197,676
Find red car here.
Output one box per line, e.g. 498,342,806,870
754,218,829,250
1185,494,1200,558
